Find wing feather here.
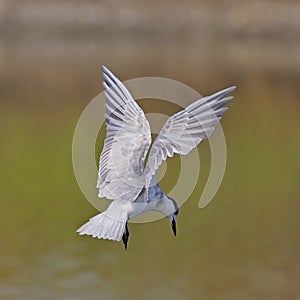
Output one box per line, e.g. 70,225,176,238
97,66,151,201
144,86,236,189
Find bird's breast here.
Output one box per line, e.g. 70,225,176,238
147,184,164,202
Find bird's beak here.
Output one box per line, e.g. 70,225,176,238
171,217,177,236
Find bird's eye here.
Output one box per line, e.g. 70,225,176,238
174,210,179,216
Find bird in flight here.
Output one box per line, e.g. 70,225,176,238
77,66,236,249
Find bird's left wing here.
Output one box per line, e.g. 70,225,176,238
144,86,236,190
97,66,151,201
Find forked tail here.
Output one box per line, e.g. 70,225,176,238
76,212,126,241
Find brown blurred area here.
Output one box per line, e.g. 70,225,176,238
0,0,299,109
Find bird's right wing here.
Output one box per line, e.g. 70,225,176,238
144,86,236,189
97,66,151,201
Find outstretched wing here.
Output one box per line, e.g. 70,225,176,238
144,86,236,189
97,66,151,201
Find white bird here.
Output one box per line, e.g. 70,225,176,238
77,66,236,249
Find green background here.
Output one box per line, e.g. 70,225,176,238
1,1,299,299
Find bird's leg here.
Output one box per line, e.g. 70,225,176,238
122,222,130,250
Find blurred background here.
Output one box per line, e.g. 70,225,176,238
1,0,300,299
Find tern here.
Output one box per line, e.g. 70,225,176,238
77,66,236,249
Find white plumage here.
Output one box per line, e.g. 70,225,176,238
77,66,236,248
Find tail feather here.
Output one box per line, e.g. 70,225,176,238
77,212,126,241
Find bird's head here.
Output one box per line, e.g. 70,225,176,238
165,197,179,236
